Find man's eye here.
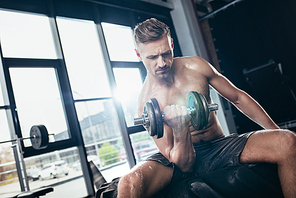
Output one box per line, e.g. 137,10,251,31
148,56,158,59
163,52,171,56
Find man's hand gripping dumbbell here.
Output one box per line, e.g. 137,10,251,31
134,91,219,138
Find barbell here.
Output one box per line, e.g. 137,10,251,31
134,91,218,138
0,125,49,150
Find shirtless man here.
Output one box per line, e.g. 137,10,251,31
117,18,296,198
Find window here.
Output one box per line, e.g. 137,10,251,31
57,17,129,174
9,68,69,146
113,68,143,127
0,84,10,146
25,148,88,197
0,82,4,106
56,17,111,99
0,111,11,142
0,109,20,194
130,131,159,163
0,10,57,59
75,99,121,145
102,23,139,62
0,1,175,196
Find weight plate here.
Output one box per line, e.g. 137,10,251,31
150,98,163,139
30,125,49,150
198,93,210,128
199,93,210,126
144,102,156,136
188,91,208,130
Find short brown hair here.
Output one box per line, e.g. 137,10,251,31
134,18,171,45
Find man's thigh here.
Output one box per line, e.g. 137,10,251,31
240,129,294,164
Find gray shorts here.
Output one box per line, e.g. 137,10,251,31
146,132,254,187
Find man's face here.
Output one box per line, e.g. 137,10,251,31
135,35,174,79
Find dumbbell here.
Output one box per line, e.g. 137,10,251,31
134,91,218,138
0,125,50,150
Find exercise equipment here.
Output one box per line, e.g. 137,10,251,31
0,125,49,150
29,125,49,150
0,125,50,192
134,91,218,138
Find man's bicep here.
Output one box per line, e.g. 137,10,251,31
209,72,242,104
195,58,239,101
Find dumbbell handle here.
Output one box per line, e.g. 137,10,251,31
188,103,218,115
134,103,218,126
208,103,219,111
134,113,149,126
160,103,219,118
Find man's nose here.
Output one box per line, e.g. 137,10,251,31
157,56,165,67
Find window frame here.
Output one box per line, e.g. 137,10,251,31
2,58,80,157
0,0,179,196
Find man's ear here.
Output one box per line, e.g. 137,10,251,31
171,38,174,49
135,49,142,60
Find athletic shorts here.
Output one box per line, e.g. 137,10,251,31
146,132,255,187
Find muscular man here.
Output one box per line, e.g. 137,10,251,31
118,18,296,198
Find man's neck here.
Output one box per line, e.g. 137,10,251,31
147,72,174,87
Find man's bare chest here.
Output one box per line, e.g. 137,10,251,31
151,78,209,110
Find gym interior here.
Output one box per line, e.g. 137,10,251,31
0,0,295,197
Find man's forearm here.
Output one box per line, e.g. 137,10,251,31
234,92,280,129
169,127,196,173
162,105,196,172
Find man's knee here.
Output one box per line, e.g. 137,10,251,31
119,171,144,187
241,129,296,163
277,130,296,158
118,172,144,198
118,161,173,197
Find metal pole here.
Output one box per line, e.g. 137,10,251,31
200,0,244,21
12,135,29,192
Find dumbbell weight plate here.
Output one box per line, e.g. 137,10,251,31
188,92,208,130
30,125,49,150
196,92,209,129
150,98,163,139
144,102,157,137
199,93,210,127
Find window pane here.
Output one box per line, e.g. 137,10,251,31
113,68,142,127
0,139,20,194
9,68,68,146
0,10,57,59
56,17,111,99
102,23,139,62
25,147,88,198
0,110,11,142
75,99,129,179
0,82,4,106
130,131,159,163
0,110,20,194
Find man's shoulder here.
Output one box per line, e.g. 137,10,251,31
173,56,205,67
173,56,207,73
173,56,203,62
